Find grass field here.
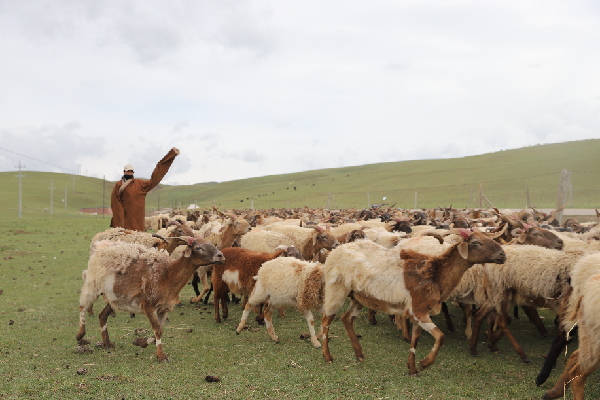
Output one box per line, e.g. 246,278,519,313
1,139,599,216
1,214,598,399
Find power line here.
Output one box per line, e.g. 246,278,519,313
0,145,77,173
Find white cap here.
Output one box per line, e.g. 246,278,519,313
123,164,134,172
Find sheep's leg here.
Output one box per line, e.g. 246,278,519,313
98,304,115,349
413,314,444,372
521,305,548,337
567,355,599,400
255,303,265,325
263,303,279,343
463,304,473,339
190,272,202,303
278,307,286,318
543,350,579,400
340,299,364,362
76,305,90,345
144,309,169,362
236,302,253,334
536,330,569,386
394,313,411,342
213,289,229,323
469,303,495,357
190,271,211,304
407,322,422,376
487,312,502,352
221,292,230,320
441,302,454,333
321,314,336,363
202,285,213,304
301,309,321,348
368,309,377,325
494,311,530,362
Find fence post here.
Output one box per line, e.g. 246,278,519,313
556,169,571,225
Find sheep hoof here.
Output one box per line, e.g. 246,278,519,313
77,339,91,346
356,356,364,362
522,358,531,364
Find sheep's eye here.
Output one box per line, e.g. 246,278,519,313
470,240,481,247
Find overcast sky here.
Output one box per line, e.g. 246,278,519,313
0,1,598,184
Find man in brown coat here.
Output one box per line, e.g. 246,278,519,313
110,147,180,231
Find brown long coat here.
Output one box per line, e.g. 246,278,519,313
110,148,178,231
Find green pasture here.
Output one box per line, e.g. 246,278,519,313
0,215,598,399
1,139,599,216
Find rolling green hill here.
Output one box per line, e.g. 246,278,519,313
1,139,599,217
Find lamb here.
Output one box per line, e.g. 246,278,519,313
320,230,506,375
543,252,600,400
75,237,225,362
235,257,324,348
212,245,302,323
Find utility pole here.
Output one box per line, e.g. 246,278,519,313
15,161,25,218
49,179,55,215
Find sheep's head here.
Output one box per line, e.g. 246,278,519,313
183,237,225,265
512,225,564,250
276,245,303,260
169,222,195,239
346,229,366,243
391,218,412,234
456,230,506,264
232,217,251,235
311,226,339,251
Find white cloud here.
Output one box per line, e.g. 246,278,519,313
0,1,599,184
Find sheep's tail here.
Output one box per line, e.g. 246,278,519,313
298,266,324,310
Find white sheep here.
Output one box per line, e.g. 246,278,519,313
543,252,600,400
467,245,586,362
251,224,339,261
235,257,324,348
240,229,296,254
320,230,507,375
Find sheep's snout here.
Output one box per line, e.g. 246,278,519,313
213,252,225,264
492,251,506,264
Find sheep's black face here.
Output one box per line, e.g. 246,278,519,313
392,221,412,234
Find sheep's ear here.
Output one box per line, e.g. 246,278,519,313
457,242,469,259
184,246,192,258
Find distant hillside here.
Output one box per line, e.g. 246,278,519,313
1,139,599,217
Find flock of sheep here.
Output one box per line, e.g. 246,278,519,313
76,206,600,399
